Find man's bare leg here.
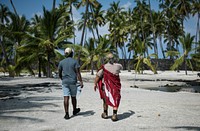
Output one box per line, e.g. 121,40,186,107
64,96,70,119
72,96,80,115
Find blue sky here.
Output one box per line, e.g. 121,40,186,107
0,0,197,58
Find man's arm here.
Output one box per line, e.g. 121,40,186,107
76,68,83,88
58,69,62,80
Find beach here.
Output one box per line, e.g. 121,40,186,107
0,70,200,131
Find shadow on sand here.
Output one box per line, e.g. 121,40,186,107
170,126,200,131
106,110,135,121
70,110,95,119
0,115,44,123
117,110,135,121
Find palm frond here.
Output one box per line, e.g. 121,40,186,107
170,55,184,70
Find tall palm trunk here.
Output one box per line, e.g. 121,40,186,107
148,0,158,56
159,35,165,58
184,55,187,75
91,57,94,75
79,0,89,62
47,53,52,77
38,57,42,77
9,0,18,16
10,0,18,67
0,37,9,68
70,4,76,44
140,11,146,57
122,42,127,70
128,30,133,72
195,13,200,53
52,0,56,11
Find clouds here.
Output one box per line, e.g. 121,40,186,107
121,1,132,10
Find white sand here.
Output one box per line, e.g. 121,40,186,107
0,70,200,131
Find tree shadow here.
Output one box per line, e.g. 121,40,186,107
0,96,61,114
0,81,63,123
0,115,44,123
170,126,200,131
0,82,60,101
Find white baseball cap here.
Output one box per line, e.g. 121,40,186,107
64,48,72,54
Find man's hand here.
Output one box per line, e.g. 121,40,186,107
80,81,84,88
94,84,98,91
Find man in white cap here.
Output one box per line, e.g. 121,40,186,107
58,47,83,119
94,53,123,121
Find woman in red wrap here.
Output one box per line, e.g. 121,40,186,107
94,53,123,121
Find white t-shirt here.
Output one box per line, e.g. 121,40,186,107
97,63,123,77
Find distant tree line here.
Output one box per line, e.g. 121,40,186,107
0,0,200,77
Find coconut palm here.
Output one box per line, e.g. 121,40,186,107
81,37,96,74
92,4,105,41
170,33,195,75
27,7,71,77
124,8,137,72
191,0,200,53
133,0,150,57
9,0,18,16
175,0,192,31
134,38,157,74
148,0,158,56
160,0,183,59
106,1,125,50
0,4,11,73
191,41,200,70
106,1,130,69
154,11,166,58
2,12,30,76
76,0,100,62
62,0,79,44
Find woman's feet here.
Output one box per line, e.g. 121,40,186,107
101,112,108,119
111,114,118,121
101,112,118,121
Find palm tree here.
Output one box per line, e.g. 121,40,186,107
92,5,105,41
154,11,166,58
0,4,11,73
125,8,136,72
175,0,192,32
81,38,96,74
30,7,69,77
62,0,79,44
77,0,100,62
9,0,18,16
133,0,150,57
191,0,200,53
2,12,30,76
106,1,124,51
191,41,200,70
134,38,157,74
106,1,130,69
170,33,195,75
160,0,183,59
148,0,158,56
